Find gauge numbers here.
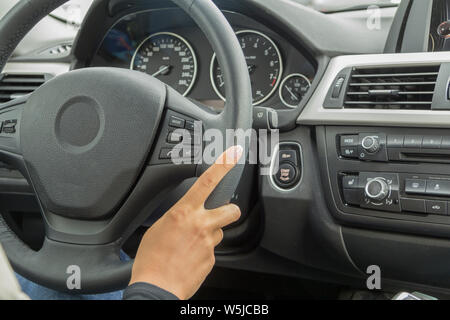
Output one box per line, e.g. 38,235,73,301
279,73,311,108
210,30,283,105
131,32,197,96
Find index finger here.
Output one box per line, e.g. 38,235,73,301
181,145,244,207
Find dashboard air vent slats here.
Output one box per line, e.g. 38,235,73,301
0,73,47,103
344,65,440,110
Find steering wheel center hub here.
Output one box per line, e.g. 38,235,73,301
56,96,103,151
21,68,166,219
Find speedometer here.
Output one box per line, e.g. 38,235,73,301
131,32,197,96
210,30,283,105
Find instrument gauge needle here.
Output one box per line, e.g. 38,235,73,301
285,86,298,101
152,65,171,77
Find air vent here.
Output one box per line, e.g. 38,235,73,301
44,44,72,55
0,73,49,103
344,65,440,110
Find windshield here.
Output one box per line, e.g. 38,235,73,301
299,0,400,12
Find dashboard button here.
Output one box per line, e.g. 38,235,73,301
422,136,442,149
343,189,361,205
401,198,426,213
405,179,426,194
387,135,404,148
426,200,447,215
169,116,185,128
340,135,358,147
341,146,358,158
425,180,450,197
274,163,297,186
441,137,450,149
279,150,298,165
343,176,359,189
404,135,423,148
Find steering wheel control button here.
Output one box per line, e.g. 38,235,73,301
1,119,17,134
167,131,183,143
365,178,389,201
342,175,359,189
426,200,447,215
274,163,297,187
400,198,426,214
362,136,380,154
168,116,185,128
185,120,195,131
405,179,426,194
159,148,175,160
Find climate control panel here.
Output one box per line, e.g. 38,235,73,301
341,172,400,213
341,171,450,216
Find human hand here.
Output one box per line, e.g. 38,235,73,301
129,145,243,299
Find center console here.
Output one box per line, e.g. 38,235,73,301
319,126,450,237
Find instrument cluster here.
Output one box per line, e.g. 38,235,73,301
90,9,316,110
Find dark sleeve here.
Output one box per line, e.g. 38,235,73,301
122,282,179,300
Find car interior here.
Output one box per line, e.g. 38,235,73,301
1,0,450,300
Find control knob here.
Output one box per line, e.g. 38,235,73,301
365,178,389,201
361,136,380,153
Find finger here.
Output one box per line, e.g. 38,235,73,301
208,203,241,229
181,145,244,207
212,229,224,247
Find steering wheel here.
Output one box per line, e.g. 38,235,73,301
0,0,252,293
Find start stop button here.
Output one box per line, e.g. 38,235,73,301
274,163,298,187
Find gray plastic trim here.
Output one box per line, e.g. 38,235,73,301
298,52,450,128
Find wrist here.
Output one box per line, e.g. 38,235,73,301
129,272,185,300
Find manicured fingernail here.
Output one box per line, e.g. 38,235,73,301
226,145,243,163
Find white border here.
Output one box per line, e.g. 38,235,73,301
209,29,283,106
130,31,198,97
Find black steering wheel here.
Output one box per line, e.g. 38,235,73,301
0,0,252,293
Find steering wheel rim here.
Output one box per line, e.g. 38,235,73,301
0,0,252,293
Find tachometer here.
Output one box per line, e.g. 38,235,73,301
131,32,197,96
210,30,283,105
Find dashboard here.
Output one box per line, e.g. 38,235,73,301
89,9,316,111
8,0,450,297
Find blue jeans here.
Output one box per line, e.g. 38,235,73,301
16,250,130,300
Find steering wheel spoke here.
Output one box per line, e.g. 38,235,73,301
0,97,26,173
